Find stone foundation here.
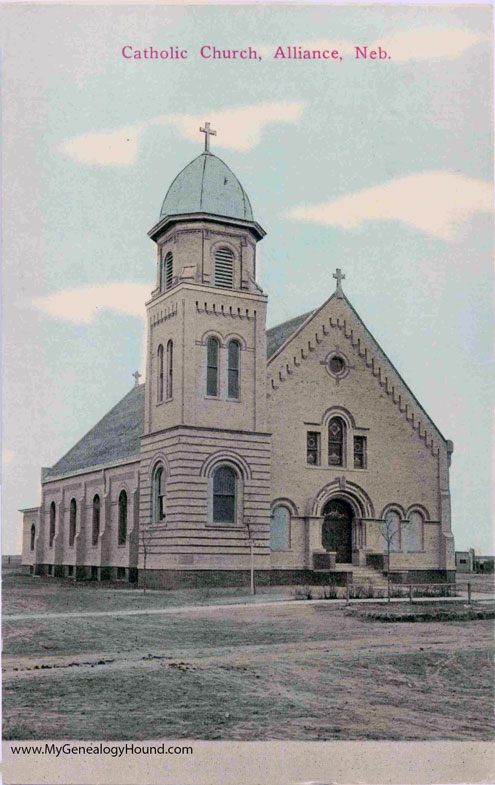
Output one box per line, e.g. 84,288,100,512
388,569,456,584
138,568,353,590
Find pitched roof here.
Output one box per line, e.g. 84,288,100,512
44,384,145,481
42,311,326,481
266,311,314,359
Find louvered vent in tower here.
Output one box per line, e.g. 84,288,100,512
214,248,234,289
165,252,173,290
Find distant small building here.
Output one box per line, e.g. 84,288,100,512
2,554,22,568
474,555,494,574
455,549,475,573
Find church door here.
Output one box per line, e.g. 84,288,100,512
322,499,353,563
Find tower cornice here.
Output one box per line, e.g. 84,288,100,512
148,212,266,243
145,281,268,309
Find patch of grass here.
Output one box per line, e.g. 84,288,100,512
345,602,495,623
294,585,314,600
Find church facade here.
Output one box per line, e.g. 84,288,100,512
21,129,456,587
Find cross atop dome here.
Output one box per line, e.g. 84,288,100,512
333,268,345,298
200,121,217,153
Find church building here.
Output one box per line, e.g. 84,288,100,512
21,125,456,587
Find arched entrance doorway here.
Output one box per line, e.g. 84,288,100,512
322,498,353,563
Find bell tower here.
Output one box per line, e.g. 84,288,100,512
138,125,272,584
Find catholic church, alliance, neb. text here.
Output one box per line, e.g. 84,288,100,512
21,124,456,587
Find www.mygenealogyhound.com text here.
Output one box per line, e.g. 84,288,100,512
10,743,194,757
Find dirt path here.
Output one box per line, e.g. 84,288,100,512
5,593,494,622
4,598,494,741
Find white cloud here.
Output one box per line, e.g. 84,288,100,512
61,124,146,167
286,172,493,241
60,101,306,165
165,102,305,152
257,26,487,64
31,282,150,324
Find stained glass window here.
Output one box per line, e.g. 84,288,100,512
166,340,173,399
307,432,320,465
92,494,100,546
353,436,367,468
329,356,345,375
228,340,240,399
207,337,219,396
213,466,236,523
30,524,35,551
157,344,164,402
49,502,56,547
69,498,76,547
271,506,290,551
118,490,127,545
407,511,423,552
152,466,165,523
328,417,345,466
383,511,401,553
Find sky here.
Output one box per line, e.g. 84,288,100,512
2,2,493,555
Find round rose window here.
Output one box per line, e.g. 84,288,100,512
329,356,345,375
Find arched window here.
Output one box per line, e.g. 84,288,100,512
157,344,164,402
227,340,240,399
328,417,345,466
213,466,236,524
30,524,36,551
92,494,100,546
152,465,165,523
407,511,423,552
270,506,290,551
69,498,77,547
214,247,234,289
206,337,219,397
166,340,173,399
382,510,401,553
118,490,127,545
161,251,173,291
49,502,56,547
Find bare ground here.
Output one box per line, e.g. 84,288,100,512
3,573,494,742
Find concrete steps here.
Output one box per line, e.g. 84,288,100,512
331,563,389,589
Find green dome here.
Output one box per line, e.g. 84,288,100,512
160,152,254,221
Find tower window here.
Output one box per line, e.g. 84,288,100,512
69,498,77,547
307,432,320,465
213,466,236,524
227,340,240,399
157,344,164,402
166,340,173,399
118,490,128,545
161,251,173,291
152,465,165,523
30,524,36,551
49,502,56,547
214,247,234,289
353,436,367,469
92,494,100,546
328,417,345,466
206,337,219,397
